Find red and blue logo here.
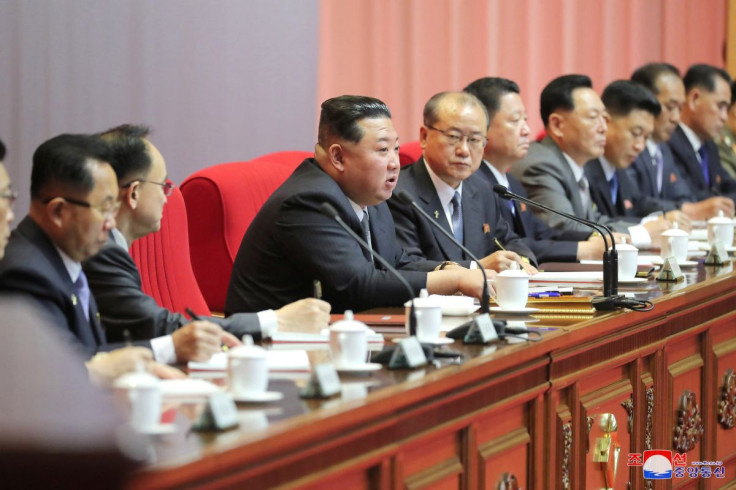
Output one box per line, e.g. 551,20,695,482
642,450,673,479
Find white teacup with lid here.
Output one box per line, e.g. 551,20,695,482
660,222,689,263
616,242,639,280
113,367,162,432
708,210,734,248
329,310,368,368
492,263,530,309
228,335,269,398
404,288,442,342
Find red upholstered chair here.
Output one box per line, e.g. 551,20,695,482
129,186,211,317
535,129,547,142
181,151,312,312
399,141,423,166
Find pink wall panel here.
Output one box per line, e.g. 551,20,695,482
318,0,726,142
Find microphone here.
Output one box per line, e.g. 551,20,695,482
319,202,417,335
492,184,623,310
395,190,491,314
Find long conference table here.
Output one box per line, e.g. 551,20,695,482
128,262,736,489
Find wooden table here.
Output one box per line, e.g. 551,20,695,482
128,262,736,489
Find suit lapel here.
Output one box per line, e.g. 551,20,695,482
542,137,589,218
670,127,707,189
585,159,615,217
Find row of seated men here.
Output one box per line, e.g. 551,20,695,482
0,62,734,384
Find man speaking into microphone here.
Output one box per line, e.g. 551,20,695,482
388,91,537,272
226,95,485,315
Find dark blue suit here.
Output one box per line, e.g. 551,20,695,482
388,158,536,265
475,163,587,263
668,125,736,202
585,158,661,220
627,144,694,211
0,216,106,357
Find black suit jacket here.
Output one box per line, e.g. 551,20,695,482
84,235,263,343
627,144,694,210
476,163,587,262
388,158,535,265
585,159,660,219
225,158,437,315
668,125,736,201
0,216,107,357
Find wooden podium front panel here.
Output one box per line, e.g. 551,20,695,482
712,313,736,488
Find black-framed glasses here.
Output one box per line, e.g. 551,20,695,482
121,179,175,197
426,125,487,149
0,189,18,207
42,196,120,219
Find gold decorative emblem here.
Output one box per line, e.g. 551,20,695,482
433,210,439,219
590,413,621,490
621,396,634,433
673,390,704,452
561,422,572,489
71,293,78,306
717,368,736,429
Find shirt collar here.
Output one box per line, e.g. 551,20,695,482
562,152,585,182
111,228,128,250
598,156,617,181
484,160,509,188
346,198,367,222
424,158,463,208
55,245,82,283
646,139,660,159
680,122,703,153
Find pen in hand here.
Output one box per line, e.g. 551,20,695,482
313,279,322,299
185,307,202,321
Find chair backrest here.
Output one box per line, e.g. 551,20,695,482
181,151,311,312
399,141,422,166
129,186,211,317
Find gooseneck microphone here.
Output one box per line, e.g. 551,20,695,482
492,184,623,310
319,202,418,335
395,190,491,314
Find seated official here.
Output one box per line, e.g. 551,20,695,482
388,91,537,272
716,79,736,179
226,95,485,314
463,77,604,263
83,125,329,364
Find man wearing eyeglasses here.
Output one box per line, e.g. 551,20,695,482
84,125,330,363
0,139,16,260
389,91,537,272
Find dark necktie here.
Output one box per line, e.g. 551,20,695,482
360,211,374,264
578,176,592,217
609,174,619,205
652,147,664,194
450,191,463,244
698,145,711,186
507,198,516,216
73,270,90,321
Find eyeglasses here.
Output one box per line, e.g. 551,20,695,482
121,179,175,197
0,189,17,207
43,196,121,220
426,125,487,149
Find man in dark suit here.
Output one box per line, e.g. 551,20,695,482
0,139,16,261
463,77,603,263
667,64,736,206
226,95,485,314
584,80,687,246
84,125,330,363
388,91,536,271
630,63,733,220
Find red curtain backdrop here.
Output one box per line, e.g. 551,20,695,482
317,0,726,141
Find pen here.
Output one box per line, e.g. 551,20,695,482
313,279,322,299
185,307,202,321
529,292,560,298
494,238,506,251
123,328,133,347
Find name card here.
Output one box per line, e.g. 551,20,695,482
192,392,239,431
464,313,499,344
705,243,730,266
389,337,428,369
300,363,341,399
656,257,684,282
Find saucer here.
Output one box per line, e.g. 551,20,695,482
651,257,698,267
230,391,284,403
418,337,455,345
136,423,177,435
489,306,540,314
617,277,649,284
334,362,382,373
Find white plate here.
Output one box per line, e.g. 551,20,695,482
230,391,284,403
489,306,540,314
440,304,480,316
136,423,177,435
418,337,455,345
335,362,382,373
650,258,698,267
617,277,649,284
159,379,221,399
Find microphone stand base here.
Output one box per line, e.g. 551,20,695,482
592,295,625,311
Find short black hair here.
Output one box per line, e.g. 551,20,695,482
730,80,736,107
423,91,490,130
318,95,391,145
0,138,5,162
540,74,592,127
31,134,112,199
630,63,681,95
682,64,732,94
98,124,152,184
463,77,520,121
601,80,661,118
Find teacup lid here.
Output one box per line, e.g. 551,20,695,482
229,335,266,358
113,369,159,390
708,210,733,225
330,310,368,332
616,243,639,251
498,268,528,278
405,288,442,308
661,225,688,237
